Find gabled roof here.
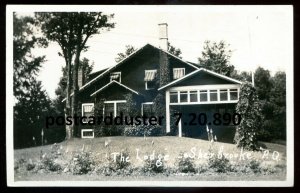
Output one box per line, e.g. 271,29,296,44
79,43,199,92
90,80,139,97
158,68,242,91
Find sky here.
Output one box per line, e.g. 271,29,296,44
14,5,293,99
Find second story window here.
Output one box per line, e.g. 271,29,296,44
173,68,185,79
110,72,121,82
144,70,157,90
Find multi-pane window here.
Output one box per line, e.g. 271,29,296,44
180,91,188,103
210,90,218,101
189,91,198,102
82,103,94,123
230,89,238,100
220,89,228,101
142,103,154,117
169,88,239,104
104,103,114,116
200,90,208,102
173,68,185,79
145,70,157,90
110,72,121,82
170,91,178,103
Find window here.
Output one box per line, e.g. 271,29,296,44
173,68,185,79
104,101,126,117
81,129,94,139
200,90,208,102
142,103,154,116
145,70,157,90
189,91,198,102
117,103,126,115
180,91,188,103
110,72,121,82
82,103,94,123
230,89,238,100
104,103,114,117
170,91,178,103
220,89,228,101
210,90,218,101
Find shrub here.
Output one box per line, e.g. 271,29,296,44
124,125,164,137
176,154,196,173
142,154,165,173
248,160,261,173
99,151,133,176
26,161,36,171
208,154,231,173
40,155,62,172
70,152,95,175
38,144,62,172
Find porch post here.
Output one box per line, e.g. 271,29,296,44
166,90,170,133
178,119,182,137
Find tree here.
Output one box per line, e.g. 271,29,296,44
13,13,47,100
14,80,53,148
254,67,272,100
198,40,234,77
37,12,115,139
168,42,182,58
53,58,94,120
115,45,137,63
234,83,262,150
269,72,286,139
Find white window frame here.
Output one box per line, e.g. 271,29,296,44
145,70,157,90
82,103,94,123
110,72,121,83
168,84,240,105
103,100,126,117
173,68,185,80
81,129,94,139
141,102,154,116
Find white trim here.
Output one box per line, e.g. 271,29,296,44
178,119,182,137
81,103,94,123
103,100,126,117
169,84,240,91
168,87,240,105
62,44,200,102
158,68,242,91
110,71,121,83
81,129,94,139
141,102,154,116
173,68,185,80
166,90,170,133
90,80,139,97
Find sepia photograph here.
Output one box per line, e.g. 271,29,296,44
6,5,293,187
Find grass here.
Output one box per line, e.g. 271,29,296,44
14,136,286,181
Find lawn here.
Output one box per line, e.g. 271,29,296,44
14,136,287,181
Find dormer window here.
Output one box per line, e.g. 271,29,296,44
144,70,157,90
110,72,121,82
173,68,185,79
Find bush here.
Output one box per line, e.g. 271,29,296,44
70,152,95,175
142,154,165,173
99,151,133,176
40,155,62,172
124,125,164,136
176,154,196,173
248,160,261,173
208,154,231,173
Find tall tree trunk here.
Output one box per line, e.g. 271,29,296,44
72,48,80,137
65,53,72,140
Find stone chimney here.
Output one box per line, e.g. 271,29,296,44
78,67,85,88
158,23,168,51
